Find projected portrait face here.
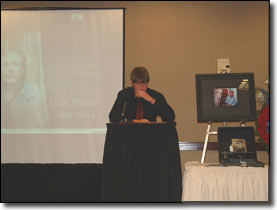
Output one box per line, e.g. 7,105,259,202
1,49,26,85
1,48,50,129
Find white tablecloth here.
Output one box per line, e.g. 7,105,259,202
182,163,268,201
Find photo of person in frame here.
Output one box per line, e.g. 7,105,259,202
232,138,247,154
225,88,238,106
213,88,238,107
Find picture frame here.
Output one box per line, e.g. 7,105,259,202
195,73,257,122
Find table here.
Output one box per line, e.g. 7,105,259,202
102,122,182,202
182,162,268,201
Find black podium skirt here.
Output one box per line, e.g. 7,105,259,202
102,122,182,202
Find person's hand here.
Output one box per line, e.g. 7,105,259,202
132,119,151,123
135,91,155,104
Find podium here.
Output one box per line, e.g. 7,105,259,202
102,122,182,202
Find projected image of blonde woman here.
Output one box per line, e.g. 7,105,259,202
1,48,49,128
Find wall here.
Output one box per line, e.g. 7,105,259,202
1,1,269,163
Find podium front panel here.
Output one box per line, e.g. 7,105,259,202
102,122,182,202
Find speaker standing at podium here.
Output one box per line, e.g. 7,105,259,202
103,67,182,202
109,66,175,123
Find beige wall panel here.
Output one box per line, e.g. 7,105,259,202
2,1,269,163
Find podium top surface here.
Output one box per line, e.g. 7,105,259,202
106,121,176,128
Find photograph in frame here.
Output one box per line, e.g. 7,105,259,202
196,73,257,122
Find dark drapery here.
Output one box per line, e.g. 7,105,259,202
1,164,102,202
102,122,182,202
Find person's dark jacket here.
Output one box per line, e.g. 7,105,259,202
109,87,175,122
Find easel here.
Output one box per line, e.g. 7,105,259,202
200,120,246,164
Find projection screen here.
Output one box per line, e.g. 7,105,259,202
1,9,124,163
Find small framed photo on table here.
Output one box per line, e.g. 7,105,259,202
217,127,264,167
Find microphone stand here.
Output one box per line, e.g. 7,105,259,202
121,102,127,122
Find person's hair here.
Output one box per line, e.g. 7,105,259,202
130,67,150,83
